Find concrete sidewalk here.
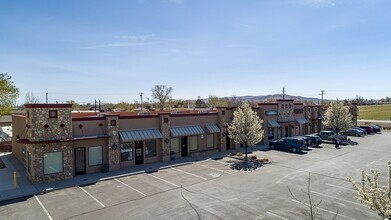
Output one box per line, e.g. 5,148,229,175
0,145,269,203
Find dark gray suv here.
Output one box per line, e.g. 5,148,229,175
269,137,307,153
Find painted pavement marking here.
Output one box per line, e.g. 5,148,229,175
78,186,105,207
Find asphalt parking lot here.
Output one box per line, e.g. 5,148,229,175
1,132,390,220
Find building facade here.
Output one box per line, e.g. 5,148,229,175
12,100,356,184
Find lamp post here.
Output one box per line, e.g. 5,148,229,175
139,92,143,112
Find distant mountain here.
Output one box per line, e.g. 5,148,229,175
206,94,322,103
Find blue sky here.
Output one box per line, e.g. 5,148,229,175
1,0,391,105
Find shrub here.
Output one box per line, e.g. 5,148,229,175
236,152,243,156
249,155,257,160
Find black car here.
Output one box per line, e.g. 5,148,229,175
369,124,381,133
340,128,365,137
269,137,307,153
304,135,322,147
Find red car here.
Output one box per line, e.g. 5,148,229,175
359,126,374,134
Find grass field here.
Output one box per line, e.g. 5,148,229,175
358,104,391,120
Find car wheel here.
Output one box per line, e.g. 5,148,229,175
355,133,359,137
270,144,275,150
292,147,297,153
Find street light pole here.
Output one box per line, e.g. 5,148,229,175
140,92,143,112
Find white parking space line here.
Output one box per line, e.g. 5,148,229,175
171,167,208,180
194,163,227,173
34,195,53,220
78,186,105,208
266,211,289,220
147,173,180,188
114,178,146,196
292,199,356,220
325,183,355,191
310,190,365,207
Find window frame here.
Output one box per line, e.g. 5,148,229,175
206,134,214,148
88,145,103,166
43,151,64,175
120,143,133,162
49,110,58,118
170,137,180,153
189,136,198,151
145,140,157,158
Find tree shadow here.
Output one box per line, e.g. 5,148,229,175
227,159,263,171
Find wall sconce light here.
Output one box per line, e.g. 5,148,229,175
111,144,117,150
164,138,170,144
201,134,204,139
222,132,226,137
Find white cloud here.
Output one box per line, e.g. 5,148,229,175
117,34,155,41
299,0,335,8
81,42,144,49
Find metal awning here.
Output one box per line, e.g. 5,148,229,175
171,125,204,137
205,124,220,133
295,118,308,125
119,129,163,142
268,120,281,128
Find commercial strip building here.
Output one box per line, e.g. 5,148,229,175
11,100,358,184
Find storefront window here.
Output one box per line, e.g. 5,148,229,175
189,136,198,151
268,128,274,140
44,152,63,175
121,143,133,161
89,146,103,166
207,134,214,148
145,140,157,158
171,138,180,153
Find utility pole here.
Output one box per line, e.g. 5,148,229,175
282,87,286,100
99,100,101,112
139,92,143,112
46,93,48,104
320,90,325,106
94,99,97,112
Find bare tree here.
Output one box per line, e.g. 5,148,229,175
151,85,173,111
289,173,339,220
347,161,391,219
322,100,353,133
228,102,264,162
25,92,40,104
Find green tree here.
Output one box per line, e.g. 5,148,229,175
208,95,228,108
115,101,135,112
347,161,391,219
228,102,264,162
322,101,353,133
151,85,173,111
0,73,19,117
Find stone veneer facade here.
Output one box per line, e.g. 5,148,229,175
159,114,171,161
24,104,74,184
106,115,120,171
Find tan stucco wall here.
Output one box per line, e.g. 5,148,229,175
118,117,160,130
73,139,108,174
72,120,106,137
12,114,27,163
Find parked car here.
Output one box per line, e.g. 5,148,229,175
353,127,367,135
269,137,307,153
369,124,381,133
359,126,374,134
340,128,365,137
304,134,322,147
318,130,347,143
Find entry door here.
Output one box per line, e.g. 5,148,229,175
74,147,86,175
285,126,289,137
135,141,144,165
226,136,231,150
181,136,188,157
